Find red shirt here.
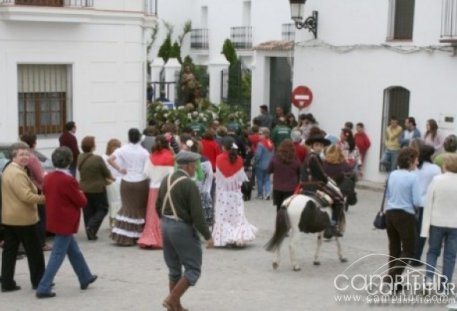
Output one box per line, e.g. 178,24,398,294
44,171,87,235
59,132,80,167
201,138,221,171
294,142,308,164
248,133,261,153
354,132,371,159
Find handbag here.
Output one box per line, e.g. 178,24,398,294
373,177,389,230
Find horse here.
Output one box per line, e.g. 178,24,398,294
265,194,347,271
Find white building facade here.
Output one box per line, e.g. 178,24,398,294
0,0,157,154
292,0,457,181
152,0,294,115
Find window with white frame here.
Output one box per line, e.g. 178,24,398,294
17,64,72,135
387,0,415,40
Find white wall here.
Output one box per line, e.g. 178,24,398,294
293,0,457,181
0,6,154,155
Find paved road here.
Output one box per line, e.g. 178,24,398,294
1,188,454,310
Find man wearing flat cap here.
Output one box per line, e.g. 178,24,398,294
156,150,214,311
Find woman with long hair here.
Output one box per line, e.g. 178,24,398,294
102,138,122,227
323,144,353,182
423,119,444,153
212,137,257,247
338,128,362,172
267,139,301,212
137,135,175,249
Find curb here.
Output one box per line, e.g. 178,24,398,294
356,181,384,192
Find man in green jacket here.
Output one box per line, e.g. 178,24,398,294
271,116,291,148
156,150,214,311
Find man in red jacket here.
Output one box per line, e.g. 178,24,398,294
58,121,80,176
35,147,97,299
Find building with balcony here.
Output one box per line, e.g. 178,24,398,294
152,0,293,117
0,0,157,154
292,0,457,181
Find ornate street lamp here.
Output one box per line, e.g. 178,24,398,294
289,0,318,39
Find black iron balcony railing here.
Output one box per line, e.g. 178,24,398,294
190,28,209,49
0,0,93,7
441,0,457,42
144,0,157,16
282,23,295,41
230,26,252,49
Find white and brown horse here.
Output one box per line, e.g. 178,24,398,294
265,194,347,271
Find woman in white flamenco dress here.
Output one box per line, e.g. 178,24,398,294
211,138,257,247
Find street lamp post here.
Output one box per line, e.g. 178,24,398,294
289,0,318,39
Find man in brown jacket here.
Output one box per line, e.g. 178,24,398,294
1,142,45,292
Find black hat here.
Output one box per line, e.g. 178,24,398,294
305,134,331,146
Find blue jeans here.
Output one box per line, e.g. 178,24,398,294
426,226,457,286
36,235,93,294
255,168,271,198
380,149,399,172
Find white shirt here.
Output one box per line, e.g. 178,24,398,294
414,162,441,207
113,143,149,182
421,172,457,238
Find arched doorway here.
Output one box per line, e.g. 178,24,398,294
379,86,410,171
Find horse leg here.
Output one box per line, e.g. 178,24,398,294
313,233,323,266
335,237,348,263
288,228,301,271
272,246,281,270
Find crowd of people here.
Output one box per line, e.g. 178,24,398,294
379,115,457,295
2,107,457,306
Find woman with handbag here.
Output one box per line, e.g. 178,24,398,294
384,147,421,291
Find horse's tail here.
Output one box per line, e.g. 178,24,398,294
265,205,291,252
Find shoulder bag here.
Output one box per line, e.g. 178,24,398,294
373,177,389,229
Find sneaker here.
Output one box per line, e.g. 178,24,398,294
265,195,270,200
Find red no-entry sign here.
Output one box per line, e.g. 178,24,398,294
291,86,313,109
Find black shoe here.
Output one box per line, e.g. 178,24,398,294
410,260,424,267
36,292,56,299
86,228,97,241
265,195,270,200
1,285,21,292
33,282,54,290
81,275,97,290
